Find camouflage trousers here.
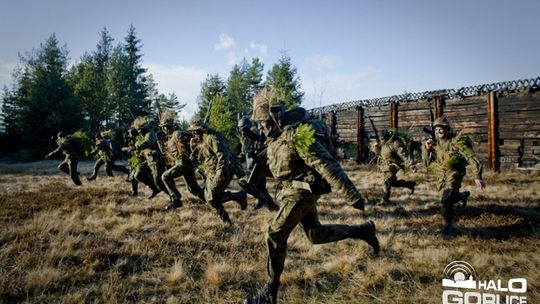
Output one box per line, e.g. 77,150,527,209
90,157,129,178
382,167,415,203
147,159,169,195
58,154,81,185
437,169,466,224
130,161,158,194
238,174,274,207
266,186,356,281
162,163,204,202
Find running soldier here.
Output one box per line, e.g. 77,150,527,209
244,88,379,304
188,119,247,223
423,117,486,235
45,131,84,186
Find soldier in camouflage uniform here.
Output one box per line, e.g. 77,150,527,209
45,131,83,186
123,127,161,198
423,117,486,235
244,88,379,304
378,129,416,205
188,119,248,223
87,130,129,181
159,113,205,210
237,116,279,211
125,117,169,200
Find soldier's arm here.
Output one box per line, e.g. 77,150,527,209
299,139,365,208
209,135,227,172
134,132,157,150
394,140,413,168
458,142,483,180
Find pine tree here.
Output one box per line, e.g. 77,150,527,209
197,74,225,119
265,52,304,109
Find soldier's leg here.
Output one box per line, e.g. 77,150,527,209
68,156,82,186
183,169,205,202
380,170,394,205
214,173,247,210
148,161,169,195
440,171,465,234
58,159,70,175
205,179,231,223
162,165,183,210
239,175,275,210
136,163,160,199
299,194,379,253
88,158,105,180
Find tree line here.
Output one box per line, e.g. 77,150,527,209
0,25,304,159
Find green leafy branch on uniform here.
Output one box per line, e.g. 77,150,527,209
293,123,316,157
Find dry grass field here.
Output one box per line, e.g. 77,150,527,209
0,160,539,303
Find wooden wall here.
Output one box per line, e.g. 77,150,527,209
320,89,540,170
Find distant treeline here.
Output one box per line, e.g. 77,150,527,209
0,25,305,160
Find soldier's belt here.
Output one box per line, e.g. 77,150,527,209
281,180,313,192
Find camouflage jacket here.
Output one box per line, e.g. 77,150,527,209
266,123,363,205
378,137,412,171
423,132,483,180
134,131,164,164
162,131,194,167
191,130,243,178
93,138,113,160
48,135,83,158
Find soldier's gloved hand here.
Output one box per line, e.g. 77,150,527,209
350,197,365,211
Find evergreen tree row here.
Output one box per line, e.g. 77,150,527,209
0,26,182,158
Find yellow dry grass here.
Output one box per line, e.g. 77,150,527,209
0,160,539,303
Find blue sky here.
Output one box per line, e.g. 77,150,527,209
1,0,539,119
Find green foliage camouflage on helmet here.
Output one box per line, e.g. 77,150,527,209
187,116,208,131
434,116,451,129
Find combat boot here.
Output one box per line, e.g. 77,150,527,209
443,223,456,235
228,191,248,210
73,172,82,186
130,180,138,196
86,175,96,181
408,181,416,195
266,200,280,211
244,279,279,304
350,220,380,254
456,191,470,208
148,188,161,199
164,198,182,210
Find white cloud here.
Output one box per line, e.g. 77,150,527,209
214,33,235,51
249,41,268,56
305,54,343,71
144,63,208,120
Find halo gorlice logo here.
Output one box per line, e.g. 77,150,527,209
441,261,528,304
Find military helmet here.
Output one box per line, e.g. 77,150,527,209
132,116,150,131
237,115,252,129
252,87,280,122
187,118,208,131
434,117,451,129
159,110,178,127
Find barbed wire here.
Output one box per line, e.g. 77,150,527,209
309,77,540,116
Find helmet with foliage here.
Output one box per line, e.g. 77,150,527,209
434,116,451,129
99,129,114,139
252,87,281,122
159,110,178,128
187,117,208,132
132,116,150,131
